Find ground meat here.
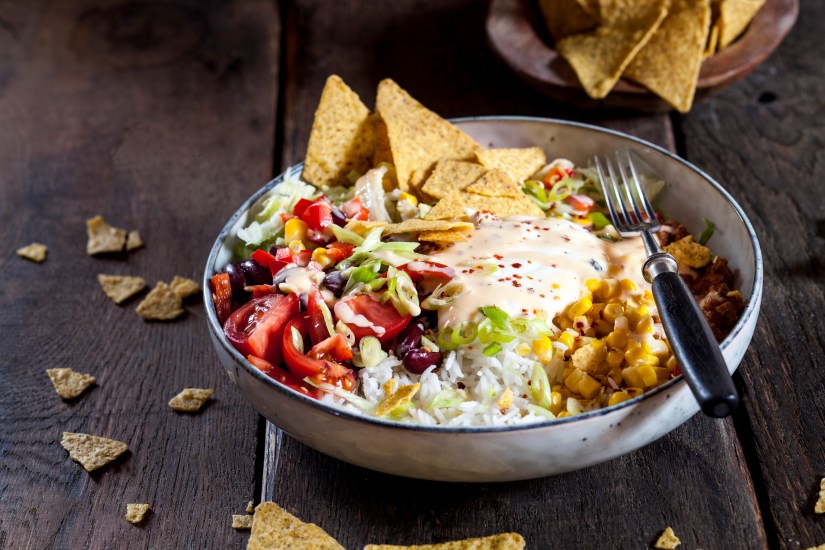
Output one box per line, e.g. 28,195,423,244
680,257,745,342
656,221,691,247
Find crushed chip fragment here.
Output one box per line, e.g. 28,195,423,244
136,282,185,321
382,219,474,236
364,532,526,550
233,514,254,530
126,230,144,251
654,527,681,550
86,215,127,255
816,478,825,514
16,242,48,263
46,368,96,399
664,235,711,268
98,274,147,304
170,275,200,299
126,503,150,525
61,432,128,472
247,500,255,514
474,147,547,183
418,230,471,244
247,502,344,550
376,383,420,416
168,388,213,412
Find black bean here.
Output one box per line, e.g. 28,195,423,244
240,259,272,286
224,262,250,302
403,349,442,374
331,208,348,227
323,271,346,298
395,322,424,360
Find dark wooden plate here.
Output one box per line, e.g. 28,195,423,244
486,0,799,112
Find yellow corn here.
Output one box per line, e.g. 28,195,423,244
623,366,645,389
288,240,306,254
284,218,308,243
637,364,658,387
636,314,654,334
654,367,671,380
550,391,564,415
601,279,622,300
603,303,624,323
311,248,335,269
564,369,586,394
606,348,625,369
558,330,576,351
578,373,602,399
586,279,601,293
568,295,593,319
532,337,553,362
642,289,655,305
605,330,627,349
666,355,678,371
620,279,638,293
594,320,613,337
398,192,418,206
625,345,647,366
608,391,631,406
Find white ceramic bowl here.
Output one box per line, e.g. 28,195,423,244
203,117,763,482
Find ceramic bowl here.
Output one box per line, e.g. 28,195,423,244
203,117,763,482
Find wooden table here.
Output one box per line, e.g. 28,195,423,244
1,1,822,548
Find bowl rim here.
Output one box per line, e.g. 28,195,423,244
203,116,763,434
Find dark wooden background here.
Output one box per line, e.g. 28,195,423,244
0,0,822,548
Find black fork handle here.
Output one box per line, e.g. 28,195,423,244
652,271,739,417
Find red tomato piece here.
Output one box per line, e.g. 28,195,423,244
251,249,277,272
308,334,353,362
565,193,595,213
210,273,233,325
301,202,333,232
292,198,315,218
326,241,355,263
399,261,455,294
335,294,411,344
247,354,316,397
282,317,356,391
224,293,299,364
296,249,313,267
342,196,370,220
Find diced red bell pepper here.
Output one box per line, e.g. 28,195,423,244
342,196,370,220
326,241,355,263
301,202,333,232
292,198,315,218
564,194,595,213
210,273,232,325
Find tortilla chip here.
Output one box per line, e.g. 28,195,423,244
247,502,345,550
556,0,668,99
465,170,524,198
474,147,547,183
344,220,388,237
375,79,479,193
704,20,720,58
816,478,825,514
364,533,526,550
98,274,147,304
247,500,256,514
538,0,600,42
376,383,420,416
418,230,471,244
168,388,213,412
136,282,185,321
654,527,681,550
233,514,254,530
717,0,765,50
46,368,96,399
303,75,377,187
382,219,474,236
126,504,150,525
624,0,711,113
426,191,544,221
126,230,144,251
86,215,127,255
61,432,128,472
373,116,394,166
170,275,200,299
420,160,487,199
16,242,48,263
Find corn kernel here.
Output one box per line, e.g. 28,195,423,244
532,337,553,361
288,240,306,254
654,367,671,380
642,290,655,305
595,320,613,337
623,366,644,388
578,373,602,399
603,303,624,323
586,279,601,293
606,348,625,369
550,391,564,416
398,192,418,206
605,330,627,349
568,295,593,319
564,369,586,394
558,331,576,351
602,278,622,299
620,279,638,293
573,315,590,334
608,391,631,406
625,346,647,366
311,248,335,269
666,355,678,371
515,342,531,356
284,218,308,243
556,411,571,418
637,364,658,387
636,314,654,334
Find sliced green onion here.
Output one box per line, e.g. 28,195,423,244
451,322,477,345
530,363,552,410
346,170,361,185
528,318,553,337
383,268,420,316
318,298,336,339
359,227,385,252
331,225,365,246
523,179,547,203
510,318,528,334
420,335,439,352
308,380,374,413
548,178,574,201
365,278,387,292
373,241,420,252
359,336,386,368
697,218,715,245
344,261,380,293
421,279,466,310
526,404,556,419
335,320,355,346
290,326,304,354
587,211,611,230
437,329,459,351
483,342,502,356
429,388,466,410
480,305,510,328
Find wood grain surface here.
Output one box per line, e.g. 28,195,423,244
0,1,278,548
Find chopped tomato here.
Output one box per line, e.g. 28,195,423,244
224,293,299,364
399,261,455,294
210,273,233,324
296,249,313,267
306,289,332,345
301,202,333,232
336,294,411,344
565,193,595,213
325,241,355,263
244,284,277,300
543,165,574,187
308,334,353,362
251,249,277,272
342,196,369,220
268,247,296,275
282,317,356,391
292,198,315,218
247,354,315,397
279,213,295,224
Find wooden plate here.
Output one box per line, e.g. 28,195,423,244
486,0,799,112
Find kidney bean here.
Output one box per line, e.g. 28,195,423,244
395,322,424,360
323,271,346,298
240,259,272,286
331,208,348,227
224,262,250,302
403,349,442,374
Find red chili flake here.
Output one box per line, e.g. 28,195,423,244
522,308,528,313
526,275,534,280
512,262,522,268
527,380,532,386
498,264,505,268
527,260,533,264
551,263,558,268
513,282,522,288
476,265,483,270
513,274,522,279
562,235,571,242
539,294,546,298
522,394,528,399
494,254,503,260
457,381,466,389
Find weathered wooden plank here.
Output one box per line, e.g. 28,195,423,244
263,1,767,549
680,1,825,548
0,1,279,548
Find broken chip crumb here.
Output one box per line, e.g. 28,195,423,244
170,275,200,299
376,383,420,416
654,526,681,549
497,388,514,409
805,545,825,550
46,368,96,399
98,274,147,304
136,282,185,321
61,432,128,472
86,215,127,255
168,388,213,412
246,500,255,514
125,503,150,525
247,501,344,550
126,230,144,251
816,478,825,514
364,532,526,549
233,514,254,530
16,242,48,263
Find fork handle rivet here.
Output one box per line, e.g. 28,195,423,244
643,253,678,283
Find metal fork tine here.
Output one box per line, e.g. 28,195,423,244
605,155,631,227
595,156,620,227
627,151,659,229
615,151,644,228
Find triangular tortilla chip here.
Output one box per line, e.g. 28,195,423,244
135,282,184,321
624,0,711,113
717,0,765,49
381,219,473,236
538,0,600,42
418,230,471,244
86,215,127,255
426,191,544,221
98,274,147,304
556,0,668,99
46,368,96,399
654,527,681,550
375,79,479,193
474,147,547,183
169,275,200,299
126,230,144,251
302,75,377,187
465,170,525,198
704,20,720,58
168,388,213,412
421,160,487,199
364,532,526,550
61,432,128,472
247,502,344,550
16,242,48,263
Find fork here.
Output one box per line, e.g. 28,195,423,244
595,151,739,418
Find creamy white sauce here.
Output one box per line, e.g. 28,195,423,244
277,267,325,295
429,217,651,329
334,299,386,337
